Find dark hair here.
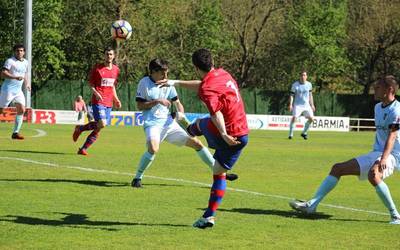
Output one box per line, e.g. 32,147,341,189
148,58,169,73
300,70,307,75
192,48,213,72
378,75,399,92
104,47,115,54
13,44,25,51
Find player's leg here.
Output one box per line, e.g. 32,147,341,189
132,126,161,188
288,106,298,139
301,108,314,140
367,155,400,224
290,158,360,213
193,132,248,229
78,106,109,155
12,102,26,140
73,105,100,142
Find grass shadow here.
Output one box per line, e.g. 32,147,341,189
0,212,189,231
0,149,69,155
0,178,129,188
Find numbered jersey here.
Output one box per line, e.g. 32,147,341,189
89,64,119,107
199,68,249,137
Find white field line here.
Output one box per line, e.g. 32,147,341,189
0,129,47,138
0,156,389,217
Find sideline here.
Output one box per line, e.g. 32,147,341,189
0,156,389,216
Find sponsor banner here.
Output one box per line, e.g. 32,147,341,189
30,109,350,132
247,114,269,130
266,115,349,132
108,111,137,126
0,107,32,123
33,110,83,124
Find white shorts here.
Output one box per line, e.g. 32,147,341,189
356,151,396,180
144,118,190,147
292,105,313,118
0,90,25,108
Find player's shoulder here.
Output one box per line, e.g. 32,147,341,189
112,63,120,71
138,76,152,86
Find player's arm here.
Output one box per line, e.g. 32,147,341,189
23,71,31,91
165,80,202,92
309,91,315,112
288,94,294,112
1,68,23,81
172,97,184,113
136,98,170,111
112,85,121,108
379,124,399,171
211,111,241,146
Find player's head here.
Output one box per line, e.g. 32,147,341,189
374,75,398,101
192,48,214,73
149,58,169,81
13,44,25,60
104,47,115,64
300,71,307,83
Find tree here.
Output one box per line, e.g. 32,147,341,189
347,0,400,94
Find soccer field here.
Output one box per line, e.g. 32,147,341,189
1,123,399,249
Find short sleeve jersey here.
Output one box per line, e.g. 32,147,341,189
199,68,249,137
89,64,119,107
1,57,28,93
136,76,178,128
290,81,312,106
373,100,400,167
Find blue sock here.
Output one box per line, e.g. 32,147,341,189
375,181,400,217
289,121,294,137
308,175,338,208
13,115,23,133
134,152,155,180
302,120,312,135
203,174,226,218
196,147,215,170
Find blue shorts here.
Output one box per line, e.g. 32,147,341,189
92,104,112,122
199,118,248,170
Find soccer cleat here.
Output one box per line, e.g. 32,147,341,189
193,216,215,229
11,133,24,140
289,199,316,214
226,173,239,181
72,125,82,142
77,148,88,156
389,215,400,225
131,178,142,188
288,136,293,140
301,133,308,140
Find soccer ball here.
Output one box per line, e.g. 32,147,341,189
111,20,132,41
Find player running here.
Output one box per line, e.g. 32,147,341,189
131,58,238,188
72,47,122,155
289,75,400,225
167,49,249,229
288,71,315,140
0,44,30,140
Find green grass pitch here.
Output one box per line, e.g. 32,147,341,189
0,123,399,249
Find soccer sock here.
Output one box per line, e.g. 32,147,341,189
308,175,338,208
196,147,215,170
203,174,226,218
80,121,97,132
375,181,400,217
134,152,155,180
302,120,312,135
13,114,23,133
81,130,99,150
289,121,294,137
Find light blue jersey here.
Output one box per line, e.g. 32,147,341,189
290,81,312,106
136,76,178,128
374,100,400,167
1,57,28,93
